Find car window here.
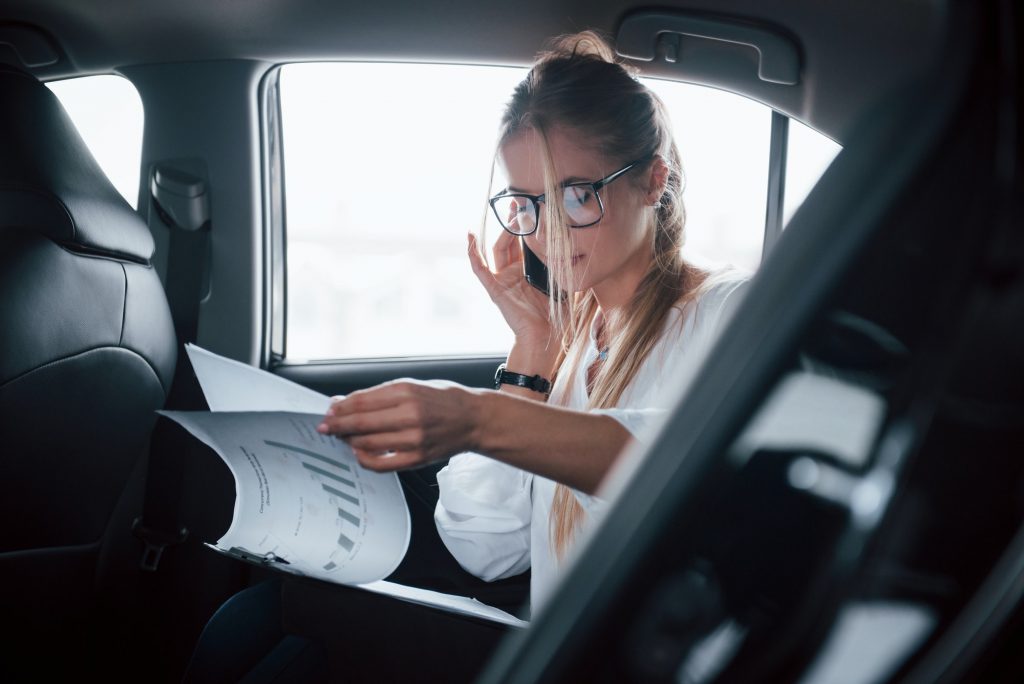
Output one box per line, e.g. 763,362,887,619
278,63,834,362
45,75,144,209
279,63,522,362
643,78,770,273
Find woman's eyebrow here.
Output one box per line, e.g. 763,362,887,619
507,176,590,194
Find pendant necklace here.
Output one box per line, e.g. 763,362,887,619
595,312,610,362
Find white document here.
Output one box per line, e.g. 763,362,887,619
359,581,528,628
186,344,331,414
161,410,411,585
174,345,527,628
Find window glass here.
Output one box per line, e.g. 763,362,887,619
46,75,145,209
644,79,770,272
280,64,771,361
281,64,522,361
784,119,842,225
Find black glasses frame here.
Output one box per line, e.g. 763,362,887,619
489,159,646,236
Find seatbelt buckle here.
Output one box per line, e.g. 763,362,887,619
131,517,189,572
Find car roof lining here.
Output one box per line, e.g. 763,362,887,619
0,0,946,143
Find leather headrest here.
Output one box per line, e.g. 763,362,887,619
0,67,154,262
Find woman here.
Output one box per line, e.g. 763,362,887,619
187,31,748,681
317,31,748,610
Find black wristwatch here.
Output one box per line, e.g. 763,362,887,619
494,363,551,394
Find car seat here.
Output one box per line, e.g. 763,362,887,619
0,62,176,676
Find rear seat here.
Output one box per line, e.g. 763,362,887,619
0,62,176,678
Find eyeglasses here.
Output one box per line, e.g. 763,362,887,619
488,160,645,236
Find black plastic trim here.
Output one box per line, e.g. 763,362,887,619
259,65,288,368
763,109,789,260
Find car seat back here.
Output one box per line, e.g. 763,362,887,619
0,62,176,673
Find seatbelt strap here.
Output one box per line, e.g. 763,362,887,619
152,161,212,350
133,162,212,571
164,223,210,350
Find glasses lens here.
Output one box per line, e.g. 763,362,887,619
493,195,537,235
563,185,602,227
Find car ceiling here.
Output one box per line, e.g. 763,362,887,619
0,0,947,141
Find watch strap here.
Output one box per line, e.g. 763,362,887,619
494,363,551,394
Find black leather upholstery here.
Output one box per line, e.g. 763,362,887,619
0,62,175,592
0,63,155,261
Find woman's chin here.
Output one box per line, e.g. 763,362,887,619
546,259,596,294
555,279,589,295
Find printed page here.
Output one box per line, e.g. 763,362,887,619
176,345,529,625
186,344,332,414
359,581,527,628
161,410,411,585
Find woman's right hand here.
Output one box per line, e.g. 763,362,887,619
467,231,554,348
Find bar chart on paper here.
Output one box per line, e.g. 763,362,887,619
160,410,410,585
262,438,365,568
165,345,528,627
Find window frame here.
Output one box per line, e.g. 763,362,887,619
763,110,790,260
259,66,288,369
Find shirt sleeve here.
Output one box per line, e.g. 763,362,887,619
699,275,750,344
592,407,669,445
659,275,752,399
566,407,669,512
433,452,533,582
590,277,751,502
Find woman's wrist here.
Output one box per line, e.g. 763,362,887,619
506,336,559,378
472,390,536,457
500,351,556,404
471,389,496,454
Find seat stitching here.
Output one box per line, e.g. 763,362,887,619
0,540,104,560
119,263,128,347
0,346,168,397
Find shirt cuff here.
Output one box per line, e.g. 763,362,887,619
435,452,533,531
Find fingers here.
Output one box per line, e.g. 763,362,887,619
492,230,520,272
316,380,435,468
509,233,524,265
318,405,416,438
317,378,469,472
352,447,425,472
468,233,502,300
346,428,424,453
467,232,485,269
318,382,421,439
323,383,407,421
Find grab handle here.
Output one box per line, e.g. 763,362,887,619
616,11,801,85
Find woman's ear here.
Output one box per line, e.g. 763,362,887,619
645,156,670,206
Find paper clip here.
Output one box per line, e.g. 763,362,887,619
224,545,292,565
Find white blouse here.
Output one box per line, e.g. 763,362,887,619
434,274,749,611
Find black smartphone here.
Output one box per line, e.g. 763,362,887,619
521,238,550,296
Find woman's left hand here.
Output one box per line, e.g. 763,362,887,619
317,379,483,472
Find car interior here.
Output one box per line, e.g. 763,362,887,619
1,0,1021,682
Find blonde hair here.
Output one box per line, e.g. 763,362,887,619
487,31,709,557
